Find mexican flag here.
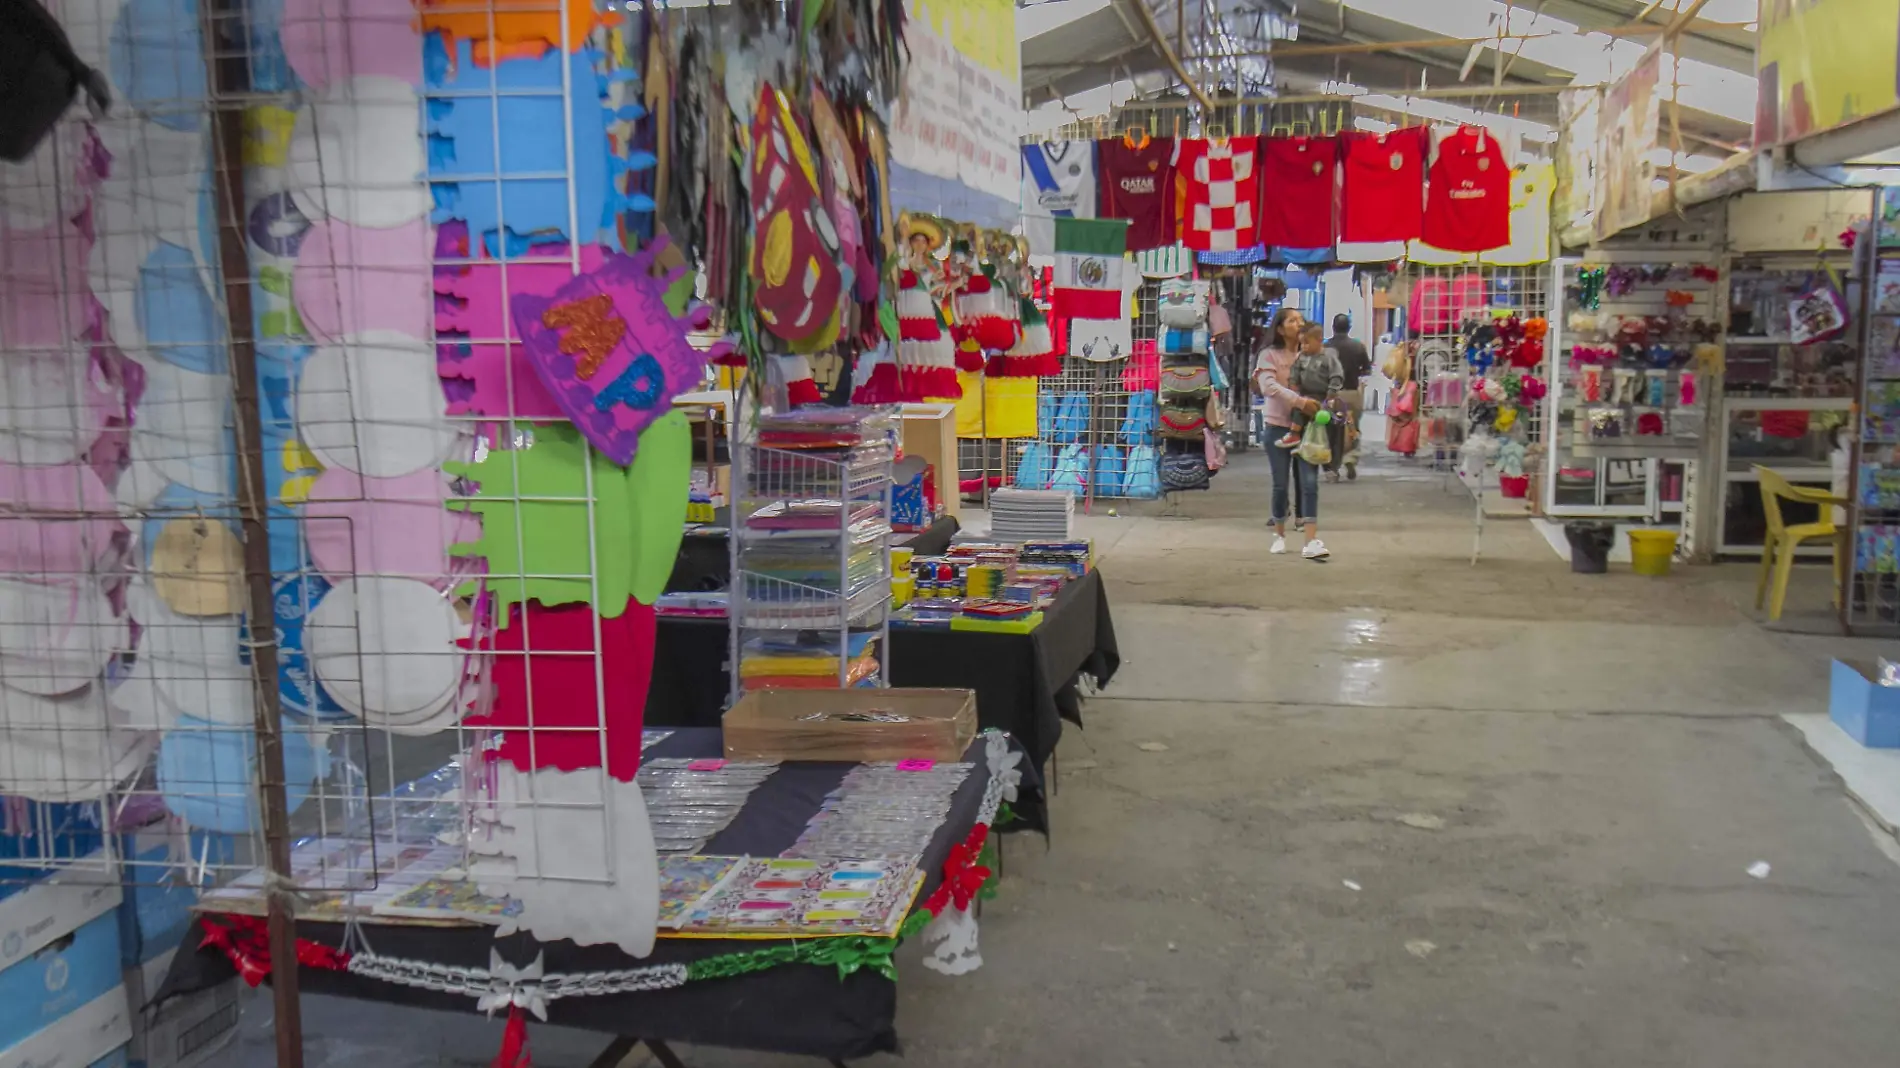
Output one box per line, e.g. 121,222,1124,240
1053,217,1130,320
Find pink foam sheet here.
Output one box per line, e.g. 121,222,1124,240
435,243,604,420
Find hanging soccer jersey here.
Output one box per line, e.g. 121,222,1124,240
1172,136,1260,252
1258,135,1339,249
1341,126,1428,242
1480,162,1556,266
1021,141,1097,255
1422,126,1510,252
1097,134,1176,252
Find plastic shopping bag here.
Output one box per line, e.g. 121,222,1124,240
1295,417,1332,467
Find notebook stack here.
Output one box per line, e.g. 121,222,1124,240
987,488,1073,542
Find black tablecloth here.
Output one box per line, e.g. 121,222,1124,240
647,569,1120,780
162,729,1040,1061
665,516,959,596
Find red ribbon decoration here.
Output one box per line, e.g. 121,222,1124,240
199,914,352,988
492,1004,534,1068
921,822,993,916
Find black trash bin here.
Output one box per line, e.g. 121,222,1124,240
1564,521,1613,574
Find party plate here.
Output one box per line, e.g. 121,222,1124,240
0,121,94,232
0,711,155,803
296,329,454,478
302,467,476,586
124,582,253,726
295,217,433,341
0,462,126,576
0,577,127,697
307,576,464,721
156,714,323,833
280,0,422,91
109,0,208,132
287,75,429,229
136,241,227,374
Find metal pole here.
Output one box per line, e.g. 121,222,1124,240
201,3,305,1065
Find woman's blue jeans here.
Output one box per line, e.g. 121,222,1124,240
1264,423,1319,525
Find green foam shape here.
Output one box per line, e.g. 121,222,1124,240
626,409,690,605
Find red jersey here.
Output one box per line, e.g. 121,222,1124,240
1172,136,1260,252
1340,127,1428,242
1257,135,1338,249
1097,134,1175,252
1422,126,1510,252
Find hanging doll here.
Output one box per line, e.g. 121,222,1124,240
890,213,959,400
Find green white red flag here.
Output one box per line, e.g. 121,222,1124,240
1053,217,1130,320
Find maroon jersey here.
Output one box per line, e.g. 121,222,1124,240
1097,134,1176,252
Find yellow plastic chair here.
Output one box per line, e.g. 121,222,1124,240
1754,465,1847,622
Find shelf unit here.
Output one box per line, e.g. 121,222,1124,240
1845,190,1900,631
728,409,897,703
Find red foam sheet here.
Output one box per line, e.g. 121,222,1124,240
467,598,653,782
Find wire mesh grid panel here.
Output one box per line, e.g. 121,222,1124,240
1012,281,1159,501
1,0,686,961
1404,259,1551,471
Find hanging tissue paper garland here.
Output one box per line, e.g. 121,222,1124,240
508,237,728,465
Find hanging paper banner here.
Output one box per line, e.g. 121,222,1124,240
1594,46,1661,241
1755,0,1900,148
888,0,1023,208
510,237,731,466
1554,87,1600,242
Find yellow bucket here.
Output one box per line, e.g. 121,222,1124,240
1627,529,1679,576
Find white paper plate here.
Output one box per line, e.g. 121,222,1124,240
307,576,463,722
125,582,253,726
286,75,428,229
0,714,155,802
130,356,233,494
0,578,127,697
0,352,113,465
0,122,93,232
295,329,453,478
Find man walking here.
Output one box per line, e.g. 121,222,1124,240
1325,313,1371,481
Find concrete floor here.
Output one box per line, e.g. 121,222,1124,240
214,451,1900,1067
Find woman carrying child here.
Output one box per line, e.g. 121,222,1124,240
1252,310,1335,560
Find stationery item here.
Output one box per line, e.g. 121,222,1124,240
677,857,921,936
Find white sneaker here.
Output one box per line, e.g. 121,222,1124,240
1302,539,1330,559
1269,535,1287,555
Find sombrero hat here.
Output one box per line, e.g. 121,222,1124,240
898,212,945,252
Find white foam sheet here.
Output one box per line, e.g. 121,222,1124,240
468,762,659,957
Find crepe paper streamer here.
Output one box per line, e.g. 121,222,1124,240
434,243,606,419
509,238,729,466
0,578,128,698
417,3,619,69
445,421,637,618
279,0,423,90
466,762,657,957
0,714,155,803
2,214,97,352
295,330,456,478
464,599,653,782
307,576,464,729
109,0,207,132
623,409,690,606
287,75,430,230
423,46,612,255
296,217,434,340
0,351,119,466
255,571,349,720
137,241,228,374
303,467,478,587
157,714,322,834
123,581,254,726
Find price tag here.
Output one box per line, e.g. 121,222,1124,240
688,758,728,772
895,759,935,772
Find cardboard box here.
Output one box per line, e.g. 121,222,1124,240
124,950,240,1068
724,688,977,762
0,913,130,1068
0,854,121,978
116,828,229,969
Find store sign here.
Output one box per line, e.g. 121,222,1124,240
1755,0,1900,148
889,0,1023,206
1594,47,1661,241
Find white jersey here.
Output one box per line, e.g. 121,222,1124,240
1021,141,1097,254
